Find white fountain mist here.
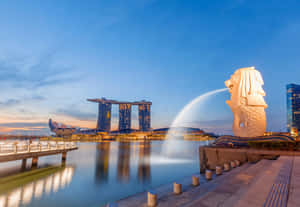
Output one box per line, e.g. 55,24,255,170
161,88,228,157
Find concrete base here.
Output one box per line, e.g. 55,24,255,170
199,147,280,172
21,159,27,170
62,152,67,164
32,157,38,168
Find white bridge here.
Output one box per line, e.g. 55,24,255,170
0,141,78,168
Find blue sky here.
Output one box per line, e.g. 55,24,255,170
0,0,299,135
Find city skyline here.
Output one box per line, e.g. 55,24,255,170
1,0,300,134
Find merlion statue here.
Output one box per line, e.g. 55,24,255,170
225,67,267,137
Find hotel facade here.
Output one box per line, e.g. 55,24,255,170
287,84,300,135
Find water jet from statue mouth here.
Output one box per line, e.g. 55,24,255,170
161,88,228,158
149,155,193,165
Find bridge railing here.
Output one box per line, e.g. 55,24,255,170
0,141,77,155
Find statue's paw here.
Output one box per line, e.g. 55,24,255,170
226,100,232,108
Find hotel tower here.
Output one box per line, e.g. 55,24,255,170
287,84,300,135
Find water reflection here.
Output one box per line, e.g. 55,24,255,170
117,142,131,182
95,142,110,183
138,142,151,183
0,167,74,207
0,141,205,207
94,141,152,184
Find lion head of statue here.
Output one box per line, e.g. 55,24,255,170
225,67,267,109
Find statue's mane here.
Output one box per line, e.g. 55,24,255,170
235,68,265,98
228,67,267,108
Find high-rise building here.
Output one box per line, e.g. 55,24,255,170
287,84,300,135
138,104,151,131
119,104,132,131
97,102,112,132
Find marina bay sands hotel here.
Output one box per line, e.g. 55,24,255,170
88,98,152,132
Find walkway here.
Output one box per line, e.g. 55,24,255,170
116,156,300,207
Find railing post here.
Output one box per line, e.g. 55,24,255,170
173,182,182,194
205,170,212,180
39,143,42,151
216,166,222,175
14,143,17,153
147,191,157,207
192,176,200,186
230,161,236,168
48,142,50,150
28,144,31,152
56,141,58,149
224,163,230,171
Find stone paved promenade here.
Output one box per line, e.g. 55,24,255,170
116,156,300,207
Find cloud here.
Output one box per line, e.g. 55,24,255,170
0,95,46,108
55,108,97,121
0,99,21,107
0,122,49,135
0,122,48,128
31,95,46,101
0,50,80,89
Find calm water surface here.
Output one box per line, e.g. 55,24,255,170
0,140,210,207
